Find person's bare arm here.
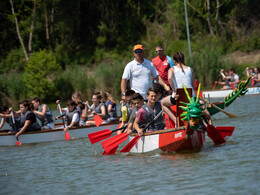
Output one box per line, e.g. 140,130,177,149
155,75,170,91
33,104,47,117
15,120,31,137
168,68,176,92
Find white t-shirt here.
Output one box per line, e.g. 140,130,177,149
122,58,159,98
171,66,195,97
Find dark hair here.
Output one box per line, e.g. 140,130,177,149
173,52,185,73
147,88,157,96
66,99,77,107
31,96,41,102
155,45,163,49
0,105,8,113
93,92,101,100
154,84,164,95
132,93,144,101
125,89,135,97
20,100,34,111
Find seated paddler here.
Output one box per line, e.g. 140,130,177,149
15,100,41,138
134,88,165,136
31,96,54,130
56,99,80,131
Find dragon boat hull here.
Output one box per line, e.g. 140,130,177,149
0,122,119,146
202,86,259,98
128,124,205,154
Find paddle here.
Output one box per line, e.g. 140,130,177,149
215,126,235,138
87,103,103,127
206,124,226,145
212,81,217,90
88,126,126,144
58,103,71,140
101,132,128,154
229,83,236,90
16,137,21,145
211,103,237,118
120,110,164,153
11,111,21,145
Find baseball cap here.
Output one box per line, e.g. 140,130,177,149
133,44,143,51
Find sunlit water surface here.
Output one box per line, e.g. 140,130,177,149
0,95,259,194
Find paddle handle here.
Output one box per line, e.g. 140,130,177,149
220,72,226,78
58,103,62,115
111,125,127,133
11,111,17,132
58,103,66,128
142,110,163,132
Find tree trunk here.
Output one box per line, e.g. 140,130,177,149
206,0,215,35
28,0,37,54
45,0,50,46
9,0,29,61
50,0,54,35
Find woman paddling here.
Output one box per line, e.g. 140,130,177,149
85,92,108,126
15,100,41,138
100,91,117,121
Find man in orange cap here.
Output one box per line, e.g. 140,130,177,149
121,44,170,101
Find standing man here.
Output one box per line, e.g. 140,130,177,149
121,44,170,100
152,45,175,88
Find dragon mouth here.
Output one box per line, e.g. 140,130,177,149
190,117,199,126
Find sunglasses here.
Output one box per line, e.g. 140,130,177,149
156,49,163,53
134,49,143,54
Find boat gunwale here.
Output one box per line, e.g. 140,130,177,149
129,126,186,137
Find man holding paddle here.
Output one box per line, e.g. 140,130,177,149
121,44,170,100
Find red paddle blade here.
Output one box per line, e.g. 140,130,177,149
212,82,217,90
16,137,21,145
230,83,236,90
102,146,119,155
117,123,122,129
65,132,71,140
120,136,141,153
207,125,226,145
101,133,128,153
215,126,235,138
88,129,112,144
94,115,103,127
16,140,21,145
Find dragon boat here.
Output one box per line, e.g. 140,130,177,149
101,85,235,154
0,120,119,146
202,77,258,99
205,77,253,116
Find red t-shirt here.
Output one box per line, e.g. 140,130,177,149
152,55,171,85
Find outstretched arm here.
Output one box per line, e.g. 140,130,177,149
154,75,170,91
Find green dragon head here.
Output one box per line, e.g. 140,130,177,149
179,84,204,130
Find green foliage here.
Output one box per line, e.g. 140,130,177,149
0,73,27,106
187,48,223,86
23,50,61,101
93,60,126,99
0,48,25,73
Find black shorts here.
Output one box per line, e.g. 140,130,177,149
170,96,177,105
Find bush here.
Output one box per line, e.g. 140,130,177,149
0,73,27,107
0,48,25,73
23,50,61,101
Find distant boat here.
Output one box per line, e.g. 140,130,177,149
0,121,119,146
202,86,260,98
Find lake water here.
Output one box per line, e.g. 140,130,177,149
0,95,259,195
